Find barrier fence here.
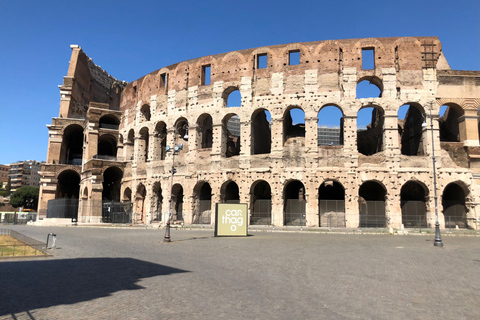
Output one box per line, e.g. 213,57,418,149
0,229,48,257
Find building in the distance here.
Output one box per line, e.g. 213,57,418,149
9,160,42,193
0,164,10,187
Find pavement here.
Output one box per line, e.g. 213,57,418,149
0,225,479,320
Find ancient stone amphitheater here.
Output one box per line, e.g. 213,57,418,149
38,37,480,230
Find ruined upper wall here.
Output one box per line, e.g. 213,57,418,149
120,37,448,108
59,45,126,119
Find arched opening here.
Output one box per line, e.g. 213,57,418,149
197,114,213,149
126,129,134,161
318,180,345,227
358,181,386,227
99,115,120,130
439,104,461,142
123,187,132,202
317,105,344,146
60,124,83,165
224,87,242,108
223,114,241,157
98,134,117,159
152,182,163,222
134,184,147,223
398,104,425,156
442,183,467,228
82,187,88,199
221,180,240,203
283,107,305,145
251,109,271,155
171,184,184,221
284,180,306,226
138,127,149,162
174,118,189,145
357,105,384,155
193,182,212,224
48,170,80,219
154,122,167,160
140,104,151,122
400,181,428,228
356,77,382,98
102,167,123,201
250,180,272,225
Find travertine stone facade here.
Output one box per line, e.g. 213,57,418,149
39,37,480,229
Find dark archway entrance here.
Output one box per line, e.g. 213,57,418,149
284,180,306,226
400,181,427,228
250,180,272,225
48,170,80,219
221,181,240,203
171,184,184,221
193,182,212,224
442,183,467,228
359,181,386,227
318,180,345,227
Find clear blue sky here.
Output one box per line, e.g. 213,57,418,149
0,0,478,164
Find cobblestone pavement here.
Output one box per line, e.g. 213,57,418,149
0,225,479,320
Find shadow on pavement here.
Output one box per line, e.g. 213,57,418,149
0,257,188,316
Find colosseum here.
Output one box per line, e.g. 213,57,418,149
37,36,480,230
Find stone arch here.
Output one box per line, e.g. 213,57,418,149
82,186,88,199
99,114,120,129
222,114,241,158
357,104,385,155
442,182,469,228
398,103,426,156
154,121,167,160
197,114,213,149
318,180,346,227
171,183,184,221
126,129,135,161
283,106,305,145
222,86,242,108
400,180,428,228
356,76,383,98
138,127,149,162
193,181,212,224
123,187,132,202
358,180,386,227
174,117,189,143
60,124,84,165
251,108,271,155
283,179,306,226
102,166,123,202
98,133,117,158
140,104,151,122
220,180,240,203
439,103,463,142
135,183,147,223
220,51,247,66
151,182,163,222
56,169,80,199
317,104,344,146
250,180,272,225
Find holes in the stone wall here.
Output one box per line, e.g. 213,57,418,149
317,105,344,146
160,73,168,90
289,50,300,66
362,48,375,69
257,53,267,69
356,79,382,99
202,65,211,85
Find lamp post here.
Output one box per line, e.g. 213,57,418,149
427,106,443,247
163,124,188,243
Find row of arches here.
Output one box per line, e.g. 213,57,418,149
124,178,470,228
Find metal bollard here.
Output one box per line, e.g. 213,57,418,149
46,233,57,249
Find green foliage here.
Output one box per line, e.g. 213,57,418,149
9,186,39,209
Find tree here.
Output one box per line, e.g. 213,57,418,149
9,186,39,209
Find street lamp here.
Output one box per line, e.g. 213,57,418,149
424,106,443,247
163,123,188,243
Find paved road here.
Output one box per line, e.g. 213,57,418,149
0,226,479,319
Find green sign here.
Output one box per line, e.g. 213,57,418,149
215,203,248,236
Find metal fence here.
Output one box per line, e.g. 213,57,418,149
47,198,79,219
102,202,133,223
193,200,212,224
443,201,467,228
251,199,272,225
401,201,427,228
0,229,48,257
284,199,306,226
359,201,386,228
319,200,346,227
0,213,37,224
